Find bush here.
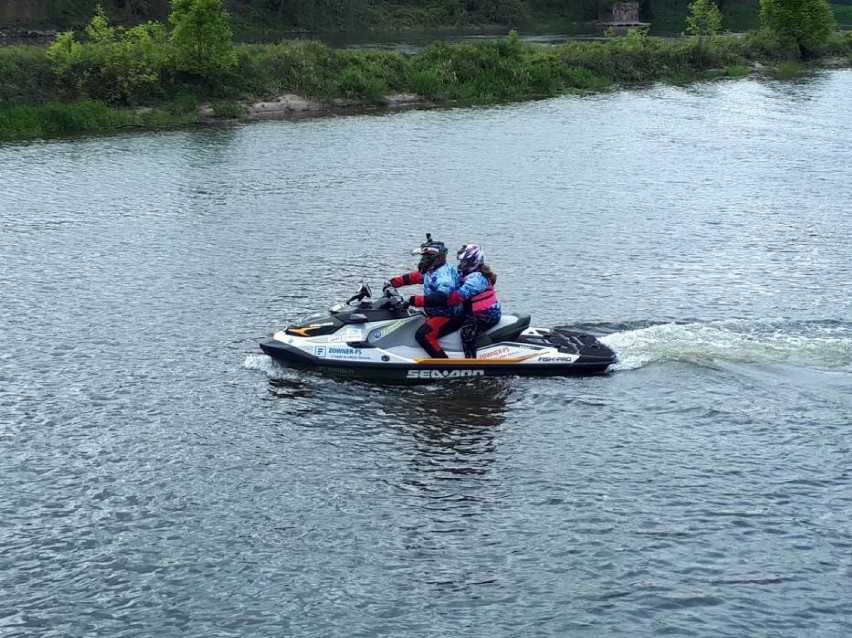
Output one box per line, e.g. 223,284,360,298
411,69,443,97
760,0,837,56
0,46,56,105
47,8,170,104
242,40,340,99
686,0,723,36
340,49,411,93
563,66,611,90
825,30,852,58
338,67,387,103
170,0,236,79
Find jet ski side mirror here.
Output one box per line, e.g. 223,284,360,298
346,282,372,305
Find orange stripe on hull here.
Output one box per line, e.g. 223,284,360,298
413,353,541,365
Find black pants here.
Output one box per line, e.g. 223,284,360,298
460,313,499,358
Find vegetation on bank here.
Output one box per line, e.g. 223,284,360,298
1,0,851,141
9,0,852,33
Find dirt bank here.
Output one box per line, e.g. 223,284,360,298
198,93,430,120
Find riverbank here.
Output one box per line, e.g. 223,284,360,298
2,30,851,142
215,56,849,122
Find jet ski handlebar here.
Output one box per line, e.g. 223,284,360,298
346,282,409,313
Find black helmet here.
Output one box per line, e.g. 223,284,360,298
414,233,448,274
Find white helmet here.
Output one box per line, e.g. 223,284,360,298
457,243,484,276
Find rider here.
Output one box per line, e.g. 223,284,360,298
387,234,462,359
444,244,502,358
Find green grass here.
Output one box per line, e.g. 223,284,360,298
769,60,808,77
0,100,195,141
724,63,751,77
211,101,247,118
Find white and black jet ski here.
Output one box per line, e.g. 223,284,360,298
260,283,617,383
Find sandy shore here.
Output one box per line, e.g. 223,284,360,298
197,93,429,120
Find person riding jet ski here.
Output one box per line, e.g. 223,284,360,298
387,234,462,359
410,243,502,358
451,243,502,358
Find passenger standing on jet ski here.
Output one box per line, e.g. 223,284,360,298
387,235,463,359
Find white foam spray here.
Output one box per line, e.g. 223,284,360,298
601,320,852,371
244,353,281,377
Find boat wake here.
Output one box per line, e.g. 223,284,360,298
598,320,852,371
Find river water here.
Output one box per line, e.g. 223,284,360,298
2,71,851,636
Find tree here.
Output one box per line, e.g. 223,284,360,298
169,0,235,78
686,0,722,37
759,0,836,57
48,6,168,104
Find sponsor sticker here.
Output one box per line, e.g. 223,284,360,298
315,346,326,358
479,346,512,359
328,347,362,358
406,369,485,379
368,319,408,343
341,329,362,341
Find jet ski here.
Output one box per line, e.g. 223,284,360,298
259,282,617,383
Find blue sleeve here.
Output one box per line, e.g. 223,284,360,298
431,265,458,296
457,272,489,300
421,265,461,307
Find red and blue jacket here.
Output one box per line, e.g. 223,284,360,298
407,269,501,321
392,263,463,318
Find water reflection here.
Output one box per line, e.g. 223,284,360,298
391,379,511,489
267,377,314,398
265,373,510,510
363,380,513,563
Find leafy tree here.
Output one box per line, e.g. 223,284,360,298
48,6,169,103
169,0,236,78
759,0,836,56
686,0,722,36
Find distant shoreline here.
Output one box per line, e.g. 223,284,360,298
2,32,850,142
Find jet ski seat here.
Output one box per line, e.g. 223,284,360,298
475,312,531,348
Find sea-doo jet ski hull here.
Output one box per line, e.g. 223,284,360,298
259,283,616,383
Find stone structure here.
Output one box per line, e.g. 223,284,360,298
598,2,649,27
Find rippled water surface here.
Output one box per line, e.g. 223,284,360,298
2,71,851,637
